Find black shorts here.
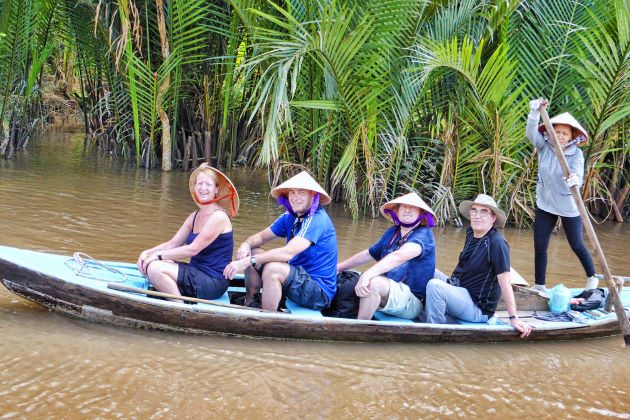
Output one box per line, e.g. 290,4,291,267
176,262,229,300
282,266,330,310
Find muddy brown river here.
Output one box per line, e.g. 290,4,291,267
1,131,629,418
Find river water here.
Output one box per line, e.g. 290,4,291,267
1,131,629,418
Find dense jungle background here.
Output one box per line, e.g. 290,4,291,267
0,0,628,225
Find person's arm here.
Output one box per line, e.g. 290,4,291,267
337,249,374,273
255,236,312,264
565,149,585,189
526,98,547,149
236,227,278,259
137,212,195,272
223,235,311,279
497,272,532,338
355,243,422,297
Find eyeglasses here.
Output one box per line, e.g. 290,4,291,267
469,208,492,217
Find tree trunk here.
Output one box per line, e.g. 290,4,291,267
156,0,172,171
182,131,190,171
204,131,211,163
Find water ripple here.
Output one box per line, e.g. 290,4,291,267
1,132,630,417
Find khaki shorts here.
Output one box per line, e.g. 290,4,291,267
379,280,423,320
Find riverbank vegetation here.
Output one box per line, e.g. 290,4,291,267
0,0,627,225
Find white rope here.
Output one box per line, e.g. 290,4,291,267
64,252,128,283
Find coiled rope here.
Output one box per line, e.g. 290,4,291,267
64,252,127,283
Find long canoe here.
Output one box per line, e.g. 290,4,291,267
0,245,628,343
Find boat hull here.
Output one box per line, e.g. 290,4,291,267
1,247,628,343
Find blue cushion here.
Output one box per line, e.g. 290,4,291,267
373,311,415,323
195,292,231,309
285,298,323,317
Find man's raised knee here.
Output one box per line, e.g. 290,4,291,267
262,262,289,283
426,278,446,297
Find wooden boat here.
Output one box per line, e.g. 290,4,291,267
1,245,628,343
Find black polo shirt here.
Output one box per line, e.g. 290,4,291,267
451,227,510,316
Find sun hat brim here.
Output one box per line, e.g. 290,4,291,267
459,194,507,228
189,164,240,217
379,192,436,223
270,171,331,205
538,112,589,145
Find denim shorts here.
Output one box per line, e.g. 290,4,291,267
282,265,330,310
380,280,423,320
177,262,229,300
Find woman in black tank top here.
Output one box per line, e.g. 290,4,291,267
136,164,239,301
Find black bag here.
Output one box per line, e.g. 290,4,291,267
322,270,360,319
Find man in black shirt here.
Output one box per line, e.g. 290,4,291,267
425,194,532,338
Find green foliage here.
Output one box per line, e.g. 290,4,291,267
1,0,628,224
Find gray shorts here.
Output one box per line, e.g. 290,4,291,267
282,266,330,310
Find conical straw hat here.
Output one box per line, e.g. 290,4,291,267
538,112,589,145
270,171,331,205
459,194,506,228
189,163,240,217
380,192,436,221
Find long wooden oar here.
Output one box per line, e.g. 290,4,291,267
539,105,630,347
107,283,276,313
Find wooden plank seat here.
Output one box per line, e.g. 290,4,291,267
284,298,323,317
456,317,508,326
373,311,415,323
194,292,231,307
372,311,508,326
225,286,323,317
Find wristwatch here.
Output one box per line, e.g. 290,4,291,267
508,314,518,320
250,255,257,267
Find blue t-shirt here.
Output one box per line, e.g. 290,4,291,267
368,226,436,299
269,208,338,300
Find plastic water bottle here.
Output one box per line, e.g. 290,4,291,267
549,284,572,314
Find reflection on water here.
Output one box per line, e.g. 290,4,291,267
1,131,629,417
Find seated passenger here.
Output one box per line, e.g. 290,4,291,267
223,171,337,311
336,192,436,320
424,194,532,338
137,163,238,302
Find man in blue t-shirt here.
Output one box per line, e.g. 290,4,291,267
224,171,338,311
337,192,436,320
424,194,532,338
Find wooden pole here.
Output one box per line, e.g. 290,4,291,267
539,106,630,347
107,283,275,313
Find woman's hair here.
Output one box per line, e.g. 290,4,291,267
189,165,218,195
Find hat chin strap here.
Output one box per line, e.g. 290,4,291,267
193,191,237,217
384,209,435,228
278,193,320,217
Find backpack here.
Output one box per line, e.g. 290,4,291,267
322,270,361,319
